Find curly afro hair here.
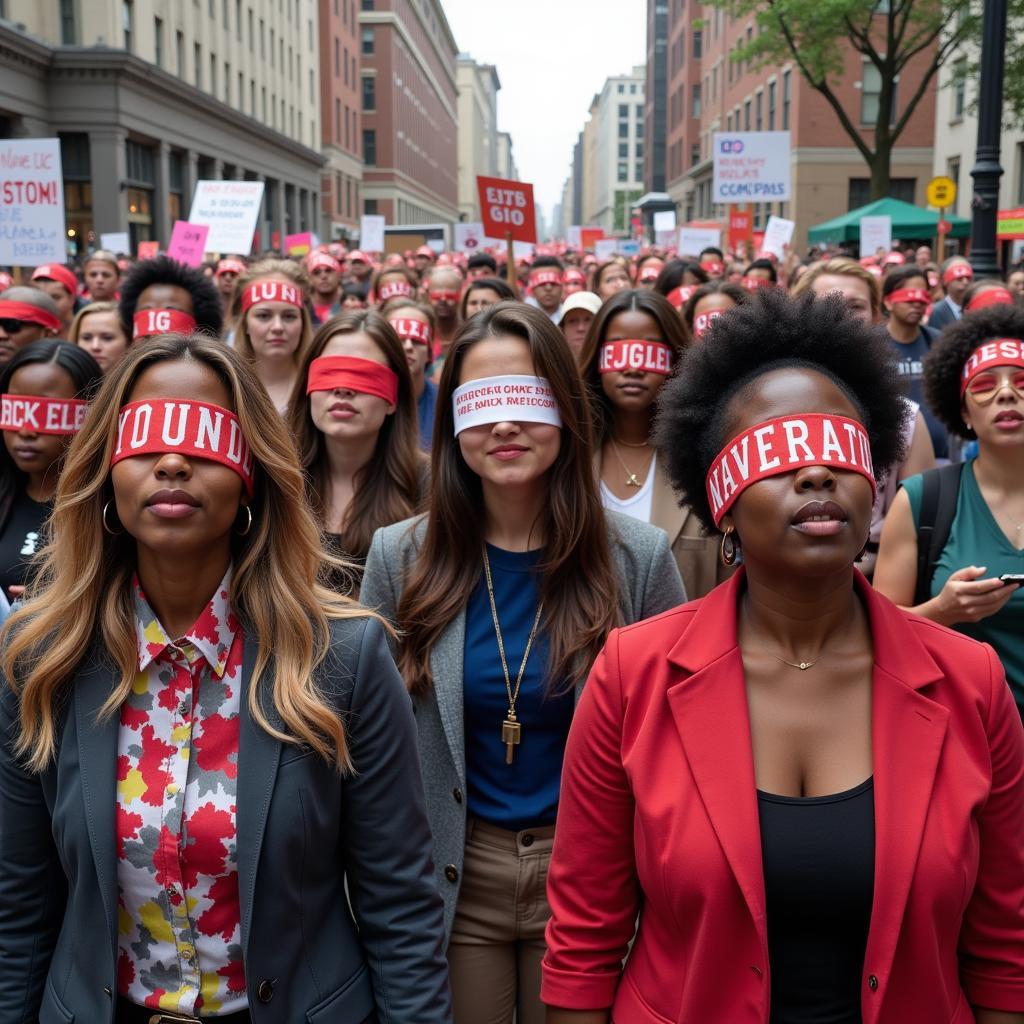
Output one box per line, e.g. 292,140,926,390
654,287,908,532
923,303,1024,441
117,255,223,338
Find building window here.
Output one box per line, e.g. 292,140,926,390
693,29,702,58
619,142,628,158
618,84,624,94
250,79,256,115
860,60,896,125
248,9,254,48
691,142,700,166
343,45,349,85
122,0,133,49
635,141,644,158
344,104,350,148
768,80,776,129
618,121,629,138
952,57,966,120
334,38,340,76
335,99,341,142
744,99,751,130
755,91,763,130
618,163,628,182
194,43,202,88
235,0,241,39
362,27,374,55
262,86,267,121
692,83,701,118
225,61,230,102
848,177,915,209
365,198,378,214
175,30,184,76
782,70,791,129
59,0,76,44
727,112,733,131
260,19,265,57
361,75,376,111
947,157,960,194
126,139,155,184
636,162,643,181
635,104,643,120
153,17,163,65
363,129,377,165
362,0,374,8
618,104,628,118
210,54,216,95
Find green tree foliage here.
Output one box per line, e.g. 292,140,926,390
708,0,980,198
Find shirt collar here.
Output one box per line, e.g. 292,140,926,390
134,570,238,677
947,296,962,314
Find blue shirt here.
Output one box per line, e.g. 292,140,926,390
417,379,438,452
463,544,573,830
887,326,948,459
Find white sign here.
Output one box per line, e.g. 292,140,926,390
595,239,619,261
187,180,265,254
678,226,722,256
100,231,130,254
712,131,791,204
653,210,677,233
454,222,485,252
359,214,385,252
859,215,892,256
759,216,795,259
567,225,582,248
0,138,65,266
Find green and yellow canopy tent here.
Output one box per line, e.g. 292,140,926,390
807,197,971,247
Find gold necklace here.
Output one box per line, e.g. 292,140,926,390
766,652,826,671
482,547,544,765
612,434,651,449
609,439,654,488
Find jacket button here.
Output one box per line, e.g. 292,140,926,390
444,864,459,883
868,974,879,992
521,833,535,847
453,788,463,804
257,979,275,1003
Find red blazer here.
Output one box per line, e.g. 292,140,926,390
542,569,1024,1023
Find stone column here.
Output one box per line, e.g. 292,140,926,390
153,141,171,245
89,129,129,235
274,179,287,249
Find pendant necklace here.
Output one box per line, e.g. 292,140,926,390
610,438,653,488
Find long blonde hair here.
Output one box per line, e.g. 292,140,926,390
230,258,313,364
2,333,369,773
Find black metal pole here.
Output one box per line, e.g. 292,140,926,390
968,0,1008,278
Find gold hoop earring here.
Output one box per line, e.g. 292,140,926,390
235,504,253,537
102,500,123,536
720,526,738,567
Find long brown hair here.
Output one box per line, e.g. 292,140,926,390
2,334,369,773
578,288,689,445
287,309,424,561
397,301,620,697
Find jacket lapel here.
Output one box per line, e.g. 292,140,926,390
74,652,121,958
236,632,282,955
429,609,466,784
650,459,687,546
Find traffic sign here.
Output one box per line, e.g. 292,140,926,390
926,176,957,209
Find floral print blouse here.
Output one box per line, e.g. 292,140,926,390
115,572,247,1015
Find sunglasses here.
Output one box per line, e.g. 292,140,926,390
0,319,31,334
965,368,1024,404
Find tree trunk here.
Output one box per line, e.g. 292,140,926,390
869,148,892,201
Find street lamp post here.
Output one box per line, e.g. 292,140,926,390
968,0,1008,278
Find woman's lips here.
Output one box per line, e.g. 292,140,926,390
791,499,848,536
490,445,528,461
146,489,200,518
994,410,1023,430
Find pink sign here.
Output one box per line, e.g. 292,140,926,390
285,231,314,256
167,221,210,267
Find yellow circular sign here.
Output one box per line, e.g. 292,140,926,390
926,176,957,209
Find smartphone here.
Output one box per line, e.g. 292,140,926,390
998,574,1024,585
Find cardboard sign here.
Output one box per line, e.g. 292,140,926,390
712,131,791,203
137,240,160,260
859,215,892,256
728,210,753,252
678,226,722,256
997,207,1024,241
759,216,795,259
595,239,619,261
100,232,130,255
567,225,582,248
618,240,641,256
188,180,265,254
653,210,677,233
359,214,385,253
477,176,537,244
454,222,485,252
580,227,604,251
0,138,66,266
285,231,314,257
166,221,210,267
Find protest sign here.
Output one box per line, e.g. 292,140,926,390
137,240,160,260
859,215,892,256
678,226,722,256
359,214,385,252
166,221,210,266
728,210,753,252
100,232,130,255
595,239,619,260
454,222,485,252
653,210,677,233
0,138,65,265
284,231,314,256
188,180,264,254
759,216,795,259
580,228,604,251
477,176,537,244
712,132,791,204
567,226,582,248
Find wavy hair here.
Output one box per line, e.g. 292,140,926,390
397,301,620,697
229,258,313,365
3,333,368,773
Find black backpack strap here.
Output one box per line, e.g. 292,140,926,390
913,463,964,606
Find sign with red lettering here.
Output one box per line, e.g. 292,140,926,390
167,221,210,267
477,176,537,244
137,240,160,261
728,210,752,252
0,138,65,266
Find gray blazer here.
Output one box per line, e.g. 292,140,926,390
0,617,452,1024
359,511,686,939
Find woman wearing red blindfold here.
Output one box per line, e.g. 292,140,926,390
0,333,451,1024
681,279,749,343
542,287,1024,1024
876,303,1024,724
230,260,313,414
288,308,425,590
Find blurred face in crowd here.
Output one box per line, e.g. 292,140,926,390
84,260,119,301
595,263,630,301
216,271,239,303
561,309,594,356
915,246,932,267
428,269,463,321
529,272,564,314
885,273,929,329
311,264,341,300
808,273,876,326
76,308,130,374
1009,268,1024,297
945,259,973,305
465,285,503,318
348,258,371,283
34,279,75,331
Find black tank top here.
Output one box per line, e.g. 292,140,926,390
758,777,875,1023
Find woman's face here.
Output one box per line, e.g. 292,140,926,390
110,359,244,559
963,363,1024,450
245,286,303,363
597,264,631,299
560,309,594,356
720,367,874,578
77,310,130,374
1007,270,1024,297
3,362,78,479
457,335,561,491
599,308,670,415
309,331,396,443
465,286,502,318
809,274,875,326
391,305,431,384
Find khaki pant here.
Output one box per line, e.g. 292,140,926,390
447,816,556,1024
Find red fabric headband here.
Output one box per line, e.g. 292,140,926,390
429,289,461,303
216,259,247,277
700,259,724,275
638,267,661,283
693,309,723,339
112,399,254,496
707,414,876,527
378,280,414,301
133,308,198,340
241,280,303,312
943,263,973,285
960,338,1024,395
307,252,341,272
1,394,88,435
388,317,433,347
31,263,78,295
0,300,61,333
564,270,586,283
741,276,772,292
599,340,674,375
882,252,906,265
667,285,695,310
886,288,930,306
530,271,563,288
966,288,1014,312
306,355,399,405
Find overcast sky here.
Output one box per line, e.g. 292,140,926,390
441,0,647,220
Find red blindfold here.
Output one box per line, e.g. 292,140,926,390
306,355,399,405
